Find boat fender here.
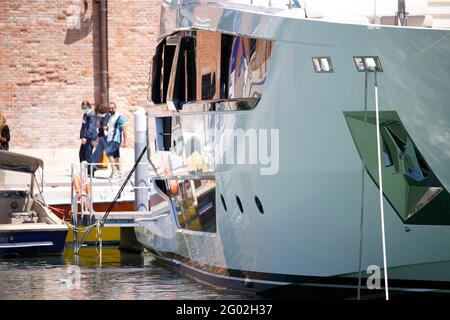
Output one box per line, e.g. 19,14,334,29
73,173,90,209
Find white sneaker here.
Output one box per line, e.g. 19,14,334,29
110,172,120,180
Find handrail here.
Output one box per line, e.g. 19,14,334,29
71,146,148,255
181,0,300,9
69,160,214,220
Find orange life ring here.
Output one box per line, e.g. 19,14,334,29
73,173,90,208
163,166,178,195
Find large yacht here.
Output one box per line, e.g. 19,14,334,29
135,0,450,297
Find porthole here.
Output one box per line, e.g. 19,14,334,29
255,196,264,214
236,196,243,213
10,201,19,210
221,194,227,212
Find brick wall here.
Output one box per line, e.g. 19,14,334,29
0,0,162,150
196,30,221,100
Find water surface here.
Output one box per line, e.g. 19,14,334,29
0,247,252,300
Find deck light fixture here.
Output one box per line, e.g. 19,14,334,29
354,56,383,72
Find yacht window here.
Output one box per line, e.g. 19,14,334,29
155,116,172,151
172,36,196,110
255,196,264,214
159,31,272,108
236,195,244,213
220,34,233,99
163,41,177,103
150,40,164,104
169,31,221,109
220,194,227,212
150,39,177,104
312,57,333,73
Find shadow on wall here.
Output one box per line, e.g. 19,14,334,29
64,1,92,45
62,1,101,104
64,18,92,45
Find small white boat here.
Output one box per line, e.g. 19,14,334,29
0,151,68,257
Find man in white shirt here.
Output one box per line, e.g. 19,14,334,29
105,102,127,178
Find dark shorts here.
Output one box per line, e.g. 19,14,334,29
106,141,120,158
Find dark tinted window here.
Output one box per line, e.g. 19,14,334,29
154,31,272,106
150,39,176,104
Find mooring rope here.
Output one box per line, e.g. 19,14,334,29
357,70,370,300
73,146,148,254
374,70,389,300
96,222,102,262
65,220,101,233
356,68,389,300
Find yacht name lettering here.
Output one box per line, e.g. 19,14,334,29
176,304,210,317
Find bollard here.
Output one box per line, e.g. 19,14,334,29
119,107,148,253
134,107,149,212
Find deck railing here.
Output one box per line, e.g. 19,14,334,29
178,0,301,10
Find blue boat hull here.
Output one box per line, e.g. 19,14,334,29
0,229,68,257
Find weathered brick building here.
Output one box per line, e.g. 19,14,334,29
0,0,163,169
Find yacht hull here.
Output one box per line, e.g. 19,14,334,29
137,3,450,296
144,247,450,297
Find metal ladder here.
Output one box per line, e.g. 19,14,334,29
70,162,95,253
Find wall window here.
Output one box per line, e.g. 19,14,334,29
196,31,221,102
201,73,216,100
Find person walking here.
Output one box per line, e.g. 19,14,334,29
79,100,97,176
0,113,10,187
92,103,110,170
106,102,127,178
0,113,10,151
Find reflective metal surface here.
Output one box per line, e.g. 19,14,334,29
152,29,272,108
168,178,216,232
182,99,259,112
151,111,244,179
227,36,272,99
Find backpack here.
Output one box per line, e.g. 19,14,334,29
112,115,124,143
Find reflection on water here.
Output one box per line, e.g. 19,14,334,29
0,247,251,300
